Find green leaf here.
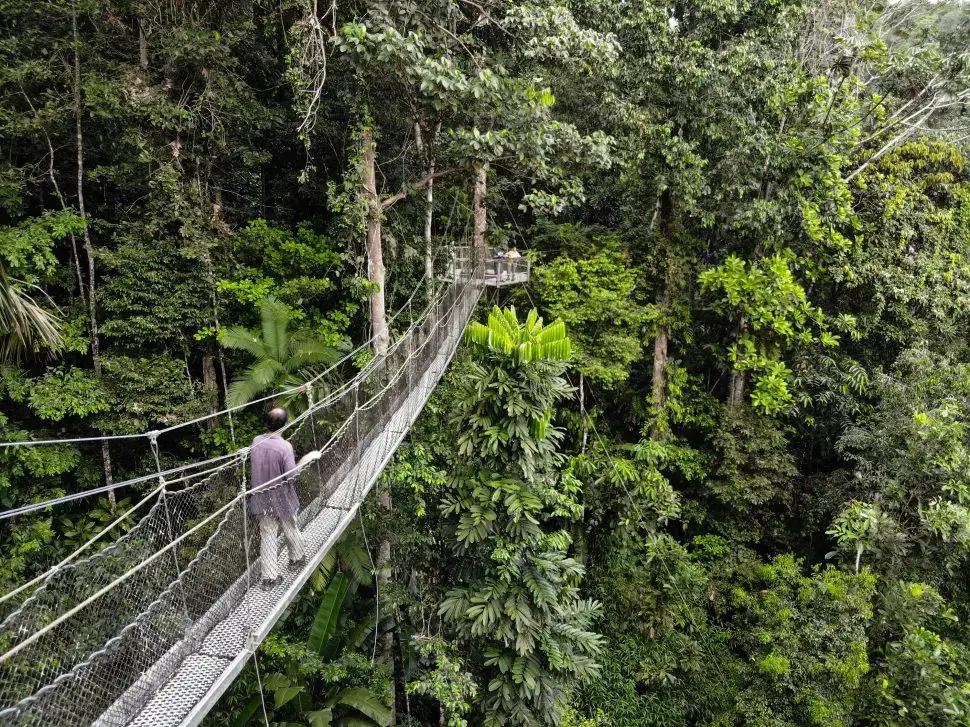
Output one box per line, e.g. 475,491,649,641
274,684,304,709
231,696,265,727
334,718,379,727
307,708,334,727
333,687,391,726
308,572,349,654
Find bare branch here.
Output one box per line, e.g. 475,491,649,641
381,166,465,208
846,106,936,182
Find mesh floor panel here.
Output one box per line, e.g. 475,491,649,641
0,253,488,727
123,308,466,727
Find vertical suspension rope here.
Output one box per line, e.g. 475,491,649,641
238,451,271,727
307,386,324,505
150,431,191,625
353,383,362,502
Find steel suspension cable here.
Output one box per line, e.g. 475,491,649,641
0,264,480,632
0,270,456,520
0,257,444,450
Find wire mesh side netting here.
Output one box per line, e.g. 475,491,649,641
0,256,484,726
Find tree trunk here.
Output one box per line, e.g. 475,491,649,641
650,193,675,440
362,126,388,356
137,16,148,71
73,10,114,510
206,194,231,422
727,368,746,409
650,274,674,439
472,163,488,261
651,318,669,413
363,123,395,718
727,320,748,410
414,122,439,281
579,371,588,452
424,176,434,281
376,502,394,723
201,351,219,426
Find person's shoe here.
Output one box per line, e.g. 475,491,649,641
260,575,283,591
289,557,306,570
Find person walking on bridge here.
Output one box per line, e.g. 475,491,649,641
250,407,307,589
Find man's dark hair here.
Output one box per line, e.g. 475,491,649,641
266,407,288,431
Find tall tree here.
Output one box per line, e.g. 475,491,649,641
438,307,602,726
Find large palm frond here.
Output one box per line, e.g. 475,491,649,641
219,324,269,359
260,295,292,363
286,334,342,373
227,358,284,407
225,375,271,409
222,295,344,409
465,305,571,363
0,263,62,362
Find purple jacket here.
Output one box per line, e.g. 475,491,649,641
249,433,300,518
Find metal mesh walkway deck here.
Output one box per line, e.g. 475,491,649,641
120,320,464,727
0,252,497,727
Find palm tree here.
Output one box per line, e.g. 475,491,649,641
219,295,343,409
0,261,62,362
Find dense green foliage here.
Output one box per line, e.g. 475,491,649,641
4,0,970,725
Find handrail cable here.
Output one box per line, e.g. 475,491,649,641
0,265,479,665
0,256,443,449
0,450,244,521
0,268,456,519
0,264,477,619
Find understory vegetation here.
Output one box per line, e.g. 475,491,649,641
3,0,970,725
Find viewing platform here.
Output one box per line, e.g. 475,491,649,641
447,247,531,288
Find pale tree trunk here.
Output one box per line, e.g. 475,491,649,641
201,352,219,427
363,123,395,720
579,371,588,452
651,315,669,413
207,192,231,419
414,122,440,281
472,163,487,261
73,9,114,510
651,274,674,439
362,126,389,356
727,372,746,409
424,163,434,279
727,366,747,410
650,193,674,441
727,319,748,410
137,16,149,71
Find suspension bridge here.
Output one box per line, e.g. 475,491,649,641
0,249,529,727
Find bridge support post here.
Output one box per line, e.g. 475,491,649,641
352,383,362,504
306,386,325,510
407,310,414,397
238,451,257,640
150,431,192,634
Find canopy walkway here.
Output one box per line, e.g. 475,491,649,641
0,249,529,726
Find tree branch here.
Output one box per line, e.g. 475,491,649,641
381,166,465,208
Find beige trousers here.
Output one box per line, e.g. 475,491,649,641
258,515,306,582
